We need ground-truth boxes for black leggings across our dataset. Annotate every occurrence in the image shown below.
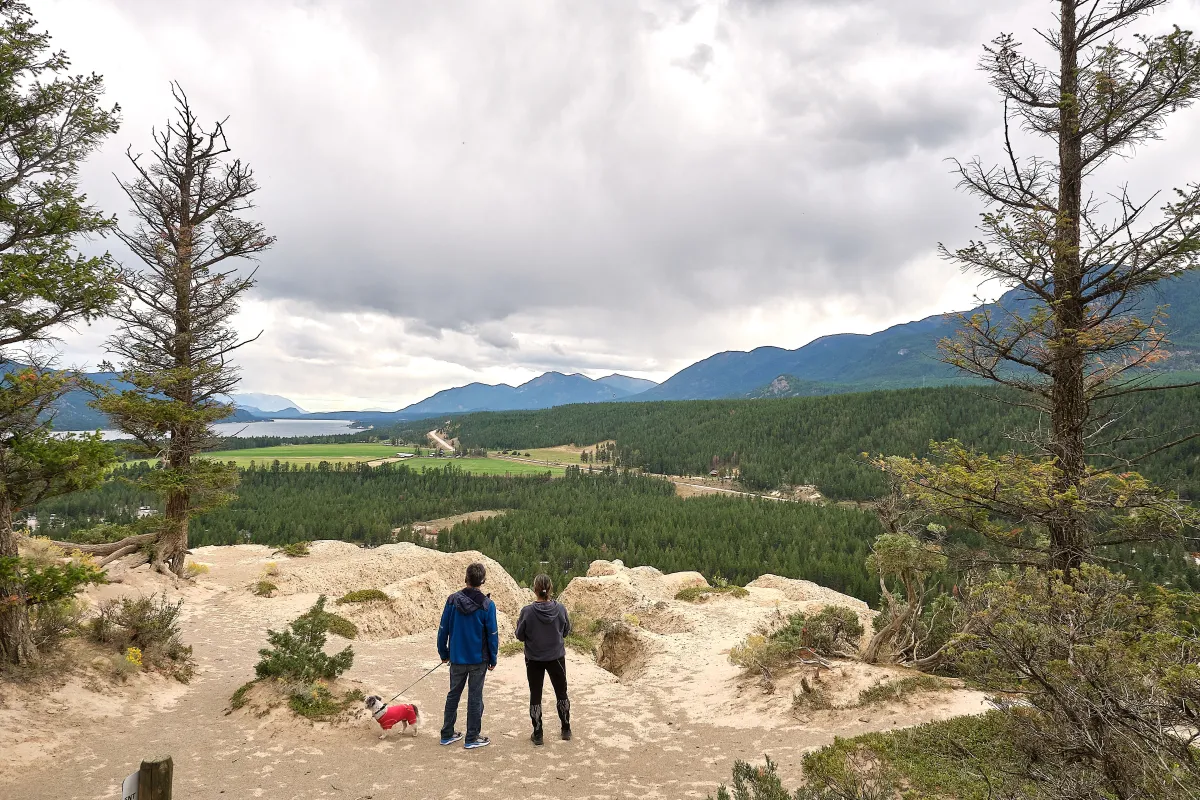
[527,657,568,704]
[526,657,570,728]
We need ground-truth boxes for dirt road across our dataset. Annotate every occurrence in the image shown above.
[426,429,455,453]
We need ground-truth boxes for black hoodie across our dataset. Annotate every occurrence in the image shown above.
[515,600,571,662]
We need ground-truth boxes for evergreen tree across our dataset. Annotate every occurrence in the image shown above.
[896,0,1200,571]
[0,1,120,666]
[96,84,274,576]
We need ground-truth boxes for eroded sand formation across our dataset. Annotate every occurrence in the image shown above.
[1,542,988,800]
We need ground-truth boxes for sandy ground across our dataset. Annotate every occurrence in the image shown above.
[0,544,988,800]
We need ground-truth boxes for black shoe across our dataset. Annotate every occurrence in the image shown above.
[561,727,572,741]
[531,730,544,746]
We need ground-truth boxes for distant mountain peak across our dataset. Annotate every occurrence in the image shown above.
[228,392,307,414]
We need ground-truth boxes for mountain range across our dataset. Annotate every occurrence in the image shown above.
[44,270,1200,429]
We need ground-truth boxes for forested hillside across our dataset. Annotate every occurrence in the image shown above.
[32,463,887,602]
[446,385,1200,500]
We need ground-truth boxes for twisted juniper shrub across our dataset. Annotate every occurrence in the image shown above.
[731,607,864,672]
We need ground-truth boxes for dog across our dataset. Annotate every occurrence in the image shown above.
[364,695,421,739]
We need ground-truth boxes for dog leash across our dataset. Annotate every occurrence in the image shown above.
[387,662,445,705]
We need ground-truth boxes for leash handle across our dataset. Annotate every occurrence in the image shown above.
[387,661,444,704]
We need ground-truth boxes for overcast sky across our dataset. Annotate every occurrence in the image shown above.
[39,0,1200,411]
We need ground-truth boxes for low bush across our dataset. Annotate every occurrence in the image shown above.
[262,562,279,576]
[288,683,344,719]
[227,678,363,721]
[500,640,524,657]
[797,711,1018,800]
[791,675,833,712]
[856,675,946,706]
[30,597,87,651]
[324,613,357,639]
[336,589,389,605]
[229,680,256,710]
[274,541,311,558]
[253,580,277,597]
[184,561,210,578]
[562,614,613,655]
[88,594,195,682]
[1,542,105,661]
[676,585,750,602]
[731,607,863,673]
[255,596,354,684]
[711,752,901,800]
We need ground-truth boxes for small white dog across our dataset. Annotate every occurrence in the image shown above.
[364,695,421,739]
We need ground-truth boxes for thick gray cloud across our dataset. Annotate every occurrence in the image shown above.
[39,0,1200,409]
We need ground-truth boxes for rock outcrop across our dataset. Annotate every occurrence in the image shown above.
[559,559,705,634]
[274,541,532,640]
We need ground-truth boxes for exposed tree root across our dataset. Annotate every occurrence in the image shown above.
[46,532,158,557]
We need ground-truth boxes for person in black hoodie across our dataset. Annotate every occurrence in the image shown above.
[515,574,571,745]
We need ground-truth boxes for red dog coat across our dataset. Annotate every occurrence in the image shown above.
[374,704,418,730]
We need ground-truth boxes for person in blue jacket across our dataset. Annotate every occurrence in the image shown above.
[437,562,499,749]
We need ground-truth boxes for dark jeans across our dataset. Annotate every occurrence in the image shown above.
[526,657,570,731]
[441,662,487,742]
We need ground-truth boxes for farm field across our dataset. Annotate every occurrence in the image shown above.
[201,442,413,465]
[190,443,564,475]
[495,443,613,464]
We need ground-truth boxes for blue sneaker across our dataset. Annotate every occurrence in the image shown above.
[440,732,463,746]
[464,736,491,750]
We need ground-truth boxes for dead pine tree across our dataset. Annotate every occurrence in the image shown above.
[95,83,274,577]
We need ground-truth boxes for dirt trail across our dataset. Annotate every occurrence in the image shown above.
[2,545,987,800]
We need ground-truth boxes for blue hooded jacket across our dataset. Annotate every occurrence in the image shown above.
[437,588,499,667]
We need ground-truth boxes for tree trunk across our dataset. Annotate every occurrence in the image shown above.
[863,602,909,664]
[1048,0,1088,574]
[0,495,37,666]
[154,491,189,576]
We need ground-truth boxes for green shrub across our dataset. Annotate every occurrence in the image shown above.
[711,751,903,800]
[323,612,358,639]
[710,757,796,800]
[255,596,354,683]
[0,549,106,654]
[30,597,87,652]
[253,580,277,597]
[799,712,1017,800]
[855,675,946,706]
[288,683,350,719]
[676,585,750,602]
[500,640,524,657]
[274,541,311,558]
[791,675,833,711]
[336,589,389,605]
[561,613,608,655]
[88,594,195,682]
[731,607,863,672]
[229,680,256,710]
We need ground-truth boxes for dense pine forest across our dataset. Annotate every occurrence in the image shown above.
[30,463,888,601]
[443,385,1200,500]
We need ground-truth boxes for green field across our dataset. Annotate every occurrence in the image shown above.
[201,442,412,465]
[507,447,587,464]
[193,442,563,475]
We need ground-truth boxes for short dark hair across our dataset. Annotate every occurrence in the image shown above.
[466,562,486,587]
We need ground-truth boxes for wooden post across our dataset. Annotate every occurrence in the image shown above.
[138,755,173,800]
